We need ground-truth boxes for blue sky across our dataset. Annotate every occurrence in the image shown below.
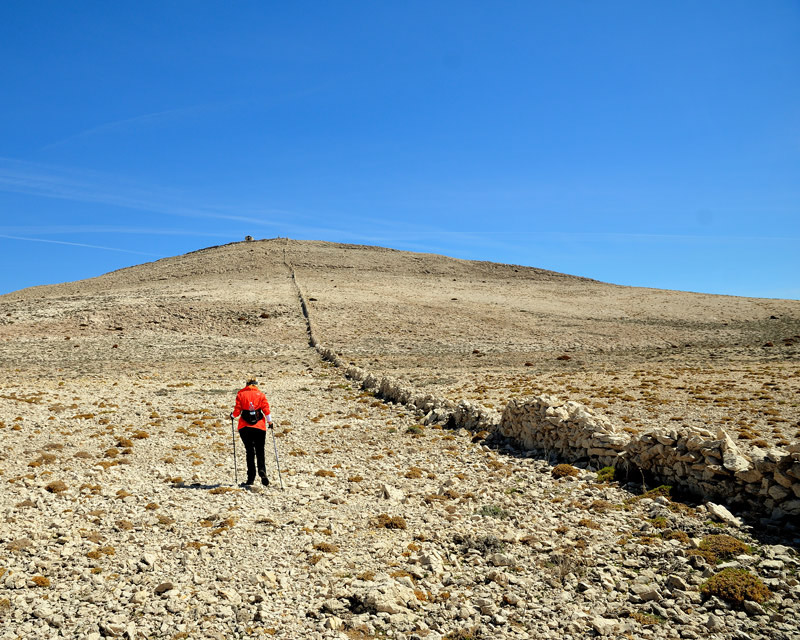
[1,1,798,298]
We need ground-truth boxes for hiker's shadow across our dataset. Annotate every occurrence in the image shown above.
[172,483,230,491]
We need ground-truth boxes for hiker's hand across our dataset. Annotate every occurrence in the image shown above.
[230,413,235,420]
[268,422,274,429]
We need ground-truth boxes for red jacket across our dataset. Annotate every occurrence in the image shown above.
[233,385,271,431]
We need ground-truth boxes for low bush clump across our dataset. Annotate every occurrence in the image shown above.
[477,504,510,519]
[552,464,579,479]
[314,469,335,478]
[45,480,67,493]
[696,534,751,563]
[596,466,616,483]
[700,568,770,606]
[374,514,407,530]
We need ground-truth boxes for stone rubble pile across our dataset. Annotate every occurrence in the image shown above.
[500,396,800,522]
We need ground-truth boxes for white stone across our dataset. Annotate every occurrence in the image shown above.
[706,502,741,527]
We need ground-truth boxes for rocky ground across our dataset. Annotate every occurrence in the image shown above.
[1,238,799,639]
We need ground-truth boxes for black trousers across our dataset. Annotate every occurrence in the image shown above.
[238,426,267,483]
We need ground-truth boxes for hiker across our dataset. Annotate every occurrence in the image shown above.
[231,379,273,487]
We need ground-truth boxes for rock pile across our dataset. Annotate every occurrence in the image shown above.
[500,396,800,523]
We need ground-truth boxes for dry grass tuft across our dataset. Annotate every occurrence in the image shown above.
[373,514,407,530]
[315,469,335,477]
[551,463,579,479]
[45,480,68,493]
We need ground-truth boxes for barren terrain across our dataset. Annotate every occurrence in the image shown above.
[1,238,798,640]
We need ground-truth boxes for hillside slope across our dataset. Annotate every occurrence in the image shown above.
[0,238,798,639]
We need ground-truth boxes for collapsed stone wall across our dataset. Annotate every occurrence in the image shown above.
[500,396,800,521]
[286,254,799,522]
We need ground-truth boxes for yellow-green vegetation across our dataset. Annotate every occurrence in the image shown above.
[689,534,751,565]
[476,504,510,519]
[596,466,616,483]
[700,568,771,606]
[663,530,690,544]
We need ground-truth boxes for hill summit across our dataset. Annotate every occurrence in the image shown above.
[0,238,798,639]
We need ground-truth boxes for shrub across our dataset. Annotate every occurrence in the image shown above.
[578,518,601,530]
[552,464,579,479]
[31,575,50,587]
[663,530,690,544]
[45,480,67,493]
[477,504,510,519]
[314,469,335,478]
[313,542,339,553]
[699,534,750,562]
[596,466,616,483]
[700,569,770,605]
[590,499,614,513]
[405,467,424,479]
[374,514,407,530]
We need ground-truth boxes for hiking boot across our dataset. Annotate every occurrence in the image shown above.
[260,477,270,487]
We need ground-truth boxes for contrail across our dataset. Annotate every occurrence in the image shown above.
[0,234,159,256]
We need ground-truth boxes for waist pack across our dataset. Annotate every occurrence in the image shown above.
[241,409,263,425]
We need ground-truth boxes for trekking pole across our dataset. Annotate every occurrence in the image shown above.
[230,415,239,485]
[270,425,284,490]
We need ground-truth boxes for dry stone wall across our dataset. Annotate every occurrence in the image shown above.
[286,255,799,522]
[500,396,800,521]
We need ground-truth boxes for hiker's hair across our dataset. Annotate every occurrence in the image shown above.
[246,379,257,386]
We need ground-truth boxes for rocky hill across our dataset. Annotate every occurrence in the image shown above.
[0,238,798,639]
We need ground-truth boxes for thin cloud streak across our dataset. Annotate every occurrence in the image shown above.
[42,104,220,150]
[0,158,294,226]
[0,224,241,239]
[0,234,160,256]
